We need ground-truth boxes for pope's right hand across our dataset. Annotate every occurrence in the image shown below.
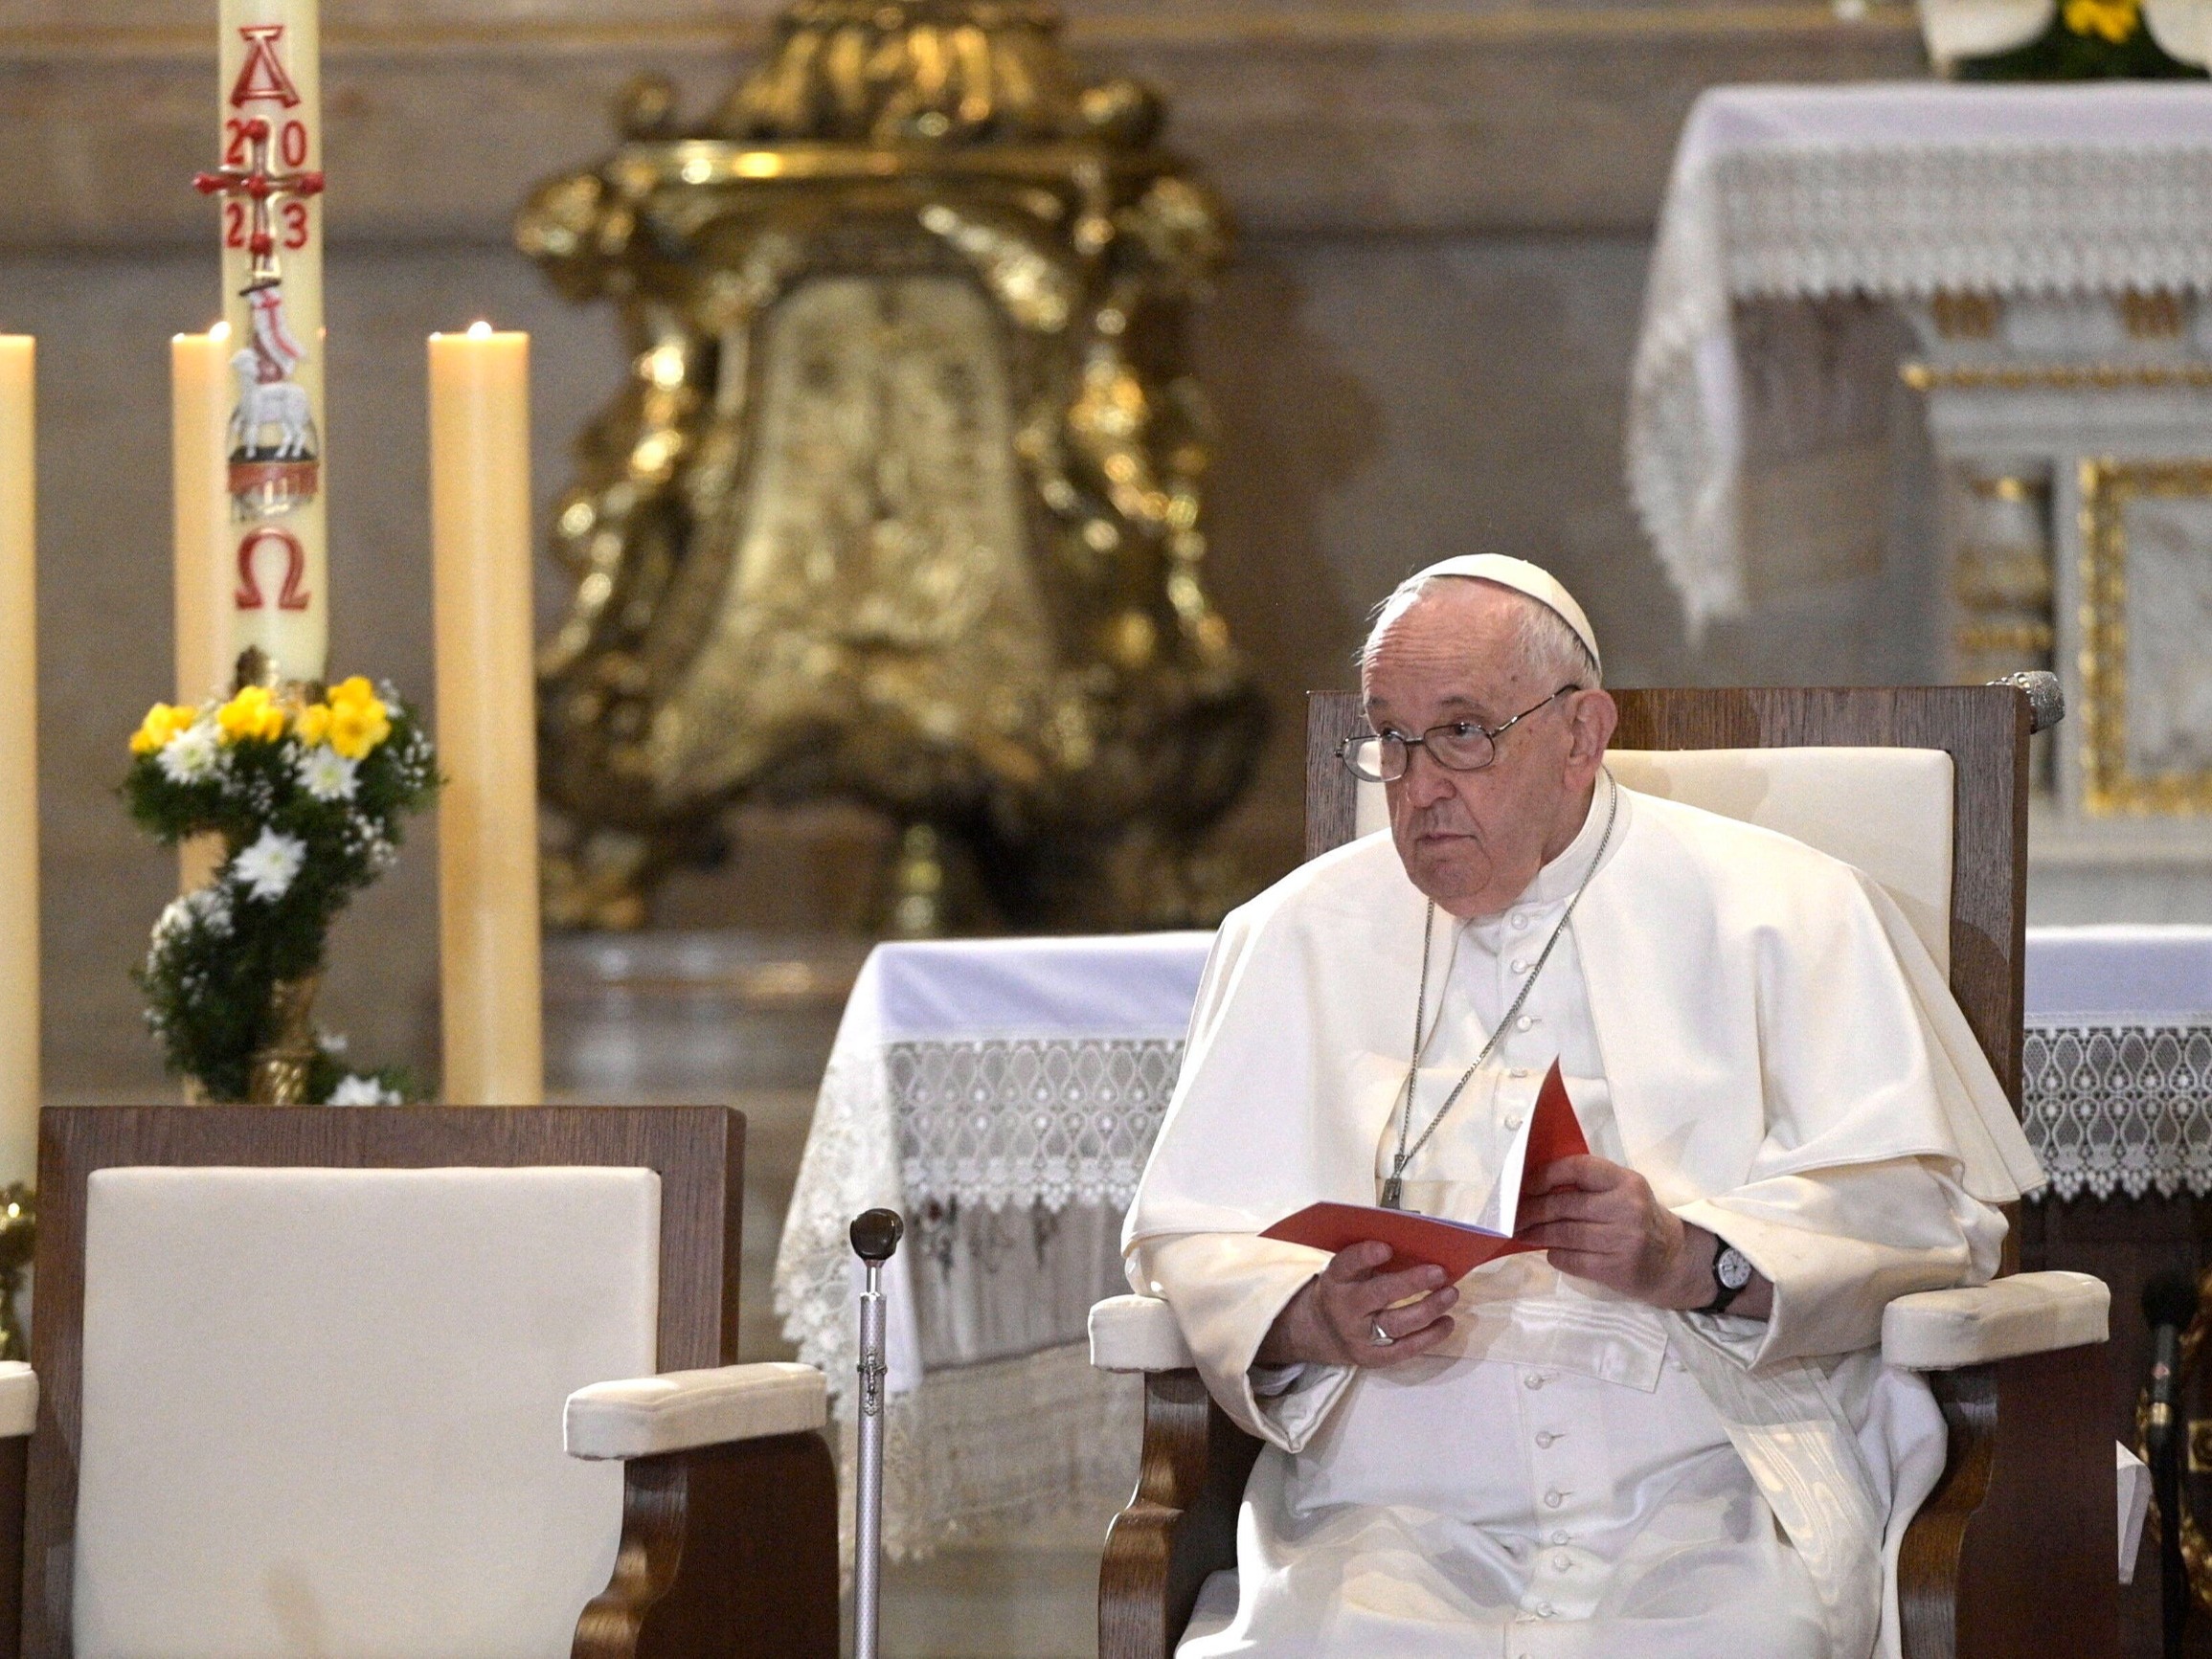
[1255,1241,1458,1368]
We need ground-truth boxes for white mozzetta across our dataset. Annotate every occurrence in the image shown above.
[565,1362,826,1460]
[1630,82,2212,625]
[73,1166,661,1659]
[0,1361,36,1438]
[1881,1269,2110,1370]
[1089,1293,1192,1374]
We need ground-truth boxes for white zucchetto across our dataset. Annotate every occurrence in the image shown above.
[1392,554,1602,680]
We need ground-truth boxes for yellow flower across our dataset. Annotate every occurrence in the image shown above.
[214,684,286,746]
[327,692,392,760]
[2064,0,2139,41]
[128,703,196,756]
[295,703,332,748]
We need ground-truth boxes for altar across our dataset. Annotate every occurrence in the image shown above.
[774,924,2212,1563]
[1630,84,2212,915]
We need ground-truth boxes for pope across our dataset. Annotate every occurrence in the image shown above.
[1121,555,2043,1659]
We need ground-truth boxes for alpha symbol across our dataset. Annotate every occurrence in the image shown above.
[228,26,303,110]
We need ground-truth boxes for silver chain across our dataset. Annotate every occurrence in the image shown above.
[1380,773,1619,1210]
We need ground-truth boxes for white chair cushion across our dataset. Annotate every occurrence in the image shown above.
[1362,747,1955,971]
[1881,1270,2110,1370]
[73,1165,662,1659]
[0,1359,35,1438]
[566,1362,825,1459]
[1089,1292,1193,1373]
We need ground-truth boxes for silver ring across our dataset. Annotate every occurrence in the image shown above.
[1370,1322,1395,1347]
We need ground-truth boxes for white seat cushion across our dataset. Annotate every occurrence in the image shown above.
[1881,1269,2110,1370]
[565,1362,826,1459]
[1359,746,1954,971]
[73,1165,662,1659]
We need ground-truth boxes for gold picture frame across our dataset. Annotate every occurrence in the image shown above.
[2079,458,2212,815]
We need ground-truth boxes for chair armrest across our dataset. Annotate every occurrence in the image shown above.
[565,1362,825,1461]
[1882,1270,2110,1371]
[1092,1294,1195,1374]
[0,1362,34,1439]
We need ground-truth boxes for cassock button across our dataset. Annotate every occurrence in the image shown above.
[1538,1602,1557,1618]
[1553,1555,1572,1572]
[1504,1114,1524,1131]
[1549,1531,1569,1546]
[1510,958,1530,975]
[1510,1067,1530,1079]
[1523,1373,1545,1391]
[1514,1016,1533,1032]
[1534,1431,1557,1447]
[1544,1490,1564,1509]
[1511,914,1529,930]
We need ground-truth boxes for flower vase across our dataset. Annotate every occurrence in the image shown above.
[246,974,322,1105]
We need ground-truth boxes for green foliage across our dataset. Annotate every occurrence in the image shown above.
[124,684,439,1103]
[1957,1,2207,78]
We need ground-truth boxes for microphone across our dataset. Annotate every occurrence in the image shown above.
[2145,1269,2198,1659]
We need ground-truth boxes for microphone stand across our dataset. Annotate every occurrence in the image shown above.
[849,1208,904,1659]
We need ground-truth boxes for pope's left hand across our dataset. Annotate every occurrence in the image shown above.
[1517,1154,1715,1312]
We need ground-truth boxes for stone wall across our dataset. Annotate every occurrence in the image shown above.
[0,0,1933,1093]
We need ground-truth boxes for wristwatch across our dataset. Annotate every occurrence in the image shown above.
[1701,1243,1755,1315]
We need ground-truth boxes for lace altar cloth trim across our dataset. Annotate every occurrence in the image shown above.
[776,1034,1177,1557]
[2023,1021,2212,1201]
[892,1037,1183,1213]
[1629,127,2212,627]
[829,1343,1142,1562]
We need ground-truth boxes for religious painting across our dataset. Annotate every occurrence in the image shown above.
[2080,459,2212,811]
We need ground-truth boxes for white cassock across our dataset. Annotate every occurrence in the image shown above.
[1121,774,2045,1659]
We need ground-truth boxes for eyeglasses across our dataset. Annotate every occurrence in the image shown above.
[1337,685,1581,784]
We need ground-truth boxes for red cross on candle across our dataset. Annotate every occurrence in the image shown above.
[193,118,324,287]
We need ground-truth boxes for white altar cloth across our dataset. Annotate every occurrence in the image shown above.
[774,923,2201,1554]
[2023,924,2212,1199]
[1630,82,2212,626]
[772,933,1210,1557]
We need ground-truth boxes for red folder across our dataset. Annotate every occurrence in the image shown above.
[1259,1060,1588,1279]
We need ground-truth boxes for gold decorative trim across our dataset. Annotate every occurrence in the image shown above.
[1930,290,2000,340]
[1904,361,2212,392]
[2079,459,2212,816]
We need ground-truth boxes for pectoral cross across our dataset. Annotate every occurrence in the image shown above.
[194,118,324,287]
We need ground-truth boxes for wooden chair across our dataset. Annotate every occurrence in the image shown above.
[1093,684,2116,1659]
[0,1105,838,1659]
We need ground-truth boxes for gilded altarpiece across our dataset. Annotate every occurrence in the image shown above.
[519,2,1263,932]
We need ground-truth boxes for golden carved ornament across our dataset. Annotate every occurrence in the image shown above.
[517,0,1263,932]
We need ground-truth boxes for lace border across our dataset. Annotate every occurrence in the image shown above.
[2023,1020,2212,1201]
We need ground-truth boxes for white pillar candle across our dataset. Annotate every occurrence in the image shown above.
[171,325,235,705]
[209,0,327,684]
[429,325,541,1106]
[171,325,233,893]
[0,340,40,1183]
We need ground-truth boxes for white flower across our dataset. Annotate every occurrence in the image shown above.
[156,723,220,784]
[184,884,232,937]
[327,1074,400,1106]
[296,746,358,802]
[233,827,306,903]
